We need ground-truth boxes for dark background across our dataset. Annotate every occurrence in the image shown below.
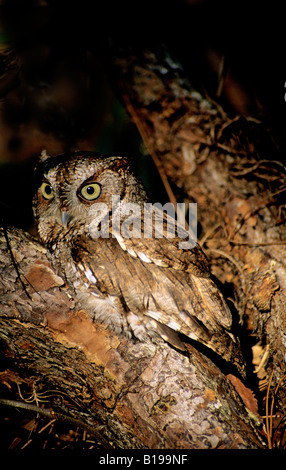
[0,0,285,226]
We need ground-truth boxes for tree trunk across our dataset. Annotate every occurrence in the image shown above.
[1,41,285,449]
[0,226,263,449]
[109,43,286,447]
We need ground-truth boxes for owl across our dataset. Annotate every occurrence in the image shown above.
[32,150,244,374]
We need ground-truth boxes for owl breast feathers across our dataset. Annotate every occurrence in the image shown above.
[33,150,244,373]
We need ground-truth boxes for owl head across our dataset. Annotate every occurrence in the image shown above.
[32,150,149,242]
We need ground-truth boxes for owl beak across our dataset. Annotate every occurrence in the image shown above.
[61,211,73,227]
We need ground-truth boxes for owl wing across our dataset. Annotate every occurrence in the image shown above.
[111,231,234,335]
[75,208,244,372]
[111,205,211,278]
[109,206,233,329]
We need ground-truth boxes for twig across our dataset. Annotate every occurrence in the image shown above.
[226,186,286,242]
[230,241,286,246]
[254,345,270,374]
[120,88,177,207]
[265,369,274,449]
[270,373,286,448]
[0,398,112,448]
[199,223,222,247]
[207,248,246,293]
[1,222,32,300]
[38,418,56,434]
[230,159,286,177]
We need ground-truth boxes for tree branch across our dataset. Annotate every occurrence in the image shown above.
[109,43,286,395]
[0,227,263,448]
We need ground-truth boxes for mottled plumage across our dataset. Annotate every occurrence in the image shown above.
[32,151,244,372]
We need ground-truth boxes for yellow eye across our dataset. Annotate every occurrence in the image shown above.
[79,182,101,201]
[40,181,54,200]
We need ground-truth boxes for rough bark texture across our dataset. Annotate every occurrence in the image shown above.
[109,44,286,446]
[1,42,285,449]
[0,227,264,448]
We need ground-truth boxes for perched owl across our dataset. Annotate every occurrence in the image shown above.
[32,150,244,374]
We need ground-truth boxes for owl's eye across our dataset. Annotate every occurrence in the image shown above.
[79,182,101,201]
[40,181,54,200]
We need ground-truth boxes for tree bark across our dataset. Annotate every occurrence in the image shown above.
[0,226,263,449]
[1,42,285,449]
[108,43,286,447]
